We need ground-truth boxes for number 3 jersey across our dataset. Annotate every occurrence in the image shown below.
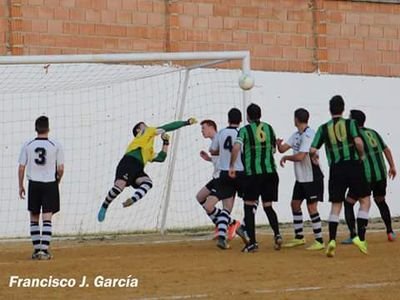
[18,137,64,182]
[210,127,244,172]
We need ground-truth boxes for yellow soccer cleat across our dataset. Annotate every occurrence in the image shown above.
[326,240,336,257]
[306,240,325,251]
[282,238,306,248]
[352,236,368,255]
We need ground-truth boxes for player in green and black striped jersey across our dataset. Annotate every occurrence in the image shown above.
[229,103,282,252]
[343,110,397,243]
[310,95,371,257]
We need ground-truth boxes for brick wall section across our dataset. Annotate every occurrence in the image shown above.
[321,0,400,76]
[0,0,8,54]
[168,0,316,72]
[20,0,166,55]
[1,0,400,77]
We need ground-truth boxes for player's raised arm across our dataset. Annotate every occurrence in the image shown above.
[152,133,170,163]
[156,117,197,135]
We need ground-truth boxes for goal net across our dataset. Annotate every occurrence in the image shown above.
[0,51,251,238]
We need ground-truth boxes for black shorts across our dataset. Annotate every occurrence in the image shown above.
[115,155,147,187]
[292,179,324,203]
[329,161,370,202]
[205,178,218,193]
[242,172,279,202]
[348,179,387,199]
[28,181,60,214]
[211,171,244,200]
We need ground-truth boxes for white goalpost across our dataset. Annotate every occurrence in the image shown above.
[0,51,252,238]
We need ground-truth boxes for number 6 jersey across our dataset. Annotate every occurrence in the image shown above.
[18,137,64,182]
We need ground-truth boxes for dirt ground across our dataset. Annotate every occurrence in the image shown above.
[0,229,399,300]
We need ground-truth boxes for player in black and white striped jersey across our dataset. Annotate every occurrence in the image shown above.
[277,108,324,251]
[196,120,222,230]
[209,108,244,250]
[18,116,64,260]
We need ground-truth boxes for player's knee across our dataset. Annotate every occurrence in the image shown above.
[291,201,301,212]
[307,203,318,215]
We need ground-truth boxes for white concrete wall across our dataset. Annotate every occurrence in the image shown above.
[0,64,398,238]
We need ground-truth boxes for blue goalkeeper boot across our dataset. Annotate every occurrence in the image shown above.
[97,206,107,222]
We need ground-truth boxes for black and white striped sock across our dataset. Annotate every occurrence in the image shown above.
[216,209,231,240]
[41,220,52,252]
[310,212,323,243]
[30,221,41,252]
[206,207,221,225]
[293,211,304,239]
[102,185,123,209]
[130,180,153,203]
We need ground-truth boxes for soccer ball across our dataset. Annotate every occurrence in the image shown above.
[238,74,255,90]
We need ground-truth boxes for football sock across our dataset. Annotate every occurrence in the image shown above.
[376,200,393,233]
[244,204,256,244]
[344,201,357,238]
[30,221,41,251]
[328,214,339,241]
[41,220,52,252]
[293,211,304,239]
[357,210,369,242]
[264,206,280,237]
[216,209,231,240]
[310,212,323,243]
[102,185,122,209]
[130,180,153,203]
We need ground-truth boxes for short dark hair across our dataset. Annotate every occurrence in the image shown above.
[247,103,261,122]
[329,95,345,115]
[294,108,309,123]
[200,119,217,131]
[35,116,49,134]
[350,109,366,127]
[228,108,242,125]
[132,122,145,137]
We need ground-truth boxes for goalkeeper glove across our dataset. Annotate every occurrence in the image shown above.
[186,117,197,125]
[161,133,170,145]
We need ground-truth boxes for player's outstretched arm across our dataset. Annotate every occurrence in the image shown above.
[157,118,197,134]
[280,152,307,167]
[152,133,170,163]
[276,138,291,153]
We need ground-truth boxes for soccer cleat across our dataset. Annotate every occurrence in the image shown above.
[31,250,41,260]
[97,206,107,222]
[282,238,306,248]
[352,236,368,255]
[388,231,396,242]
[326,240,336,258]
[227,220,241,241]
[306,240,325,251]
[341,237,353,245]
[241,243,258,253]
[216,237,231,250]
[122,198,135,208]
[213,226,218,240]
[236,224,250,245]
[274,235,283,251]
[39,250,52,260]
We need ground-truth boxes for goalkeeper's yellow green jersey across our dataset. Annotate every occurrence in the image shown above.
[125,127,157,165]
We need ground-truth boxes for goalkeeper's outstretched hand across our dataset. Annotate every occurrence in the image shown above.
[161,133,170,145]
[186,117,197,125]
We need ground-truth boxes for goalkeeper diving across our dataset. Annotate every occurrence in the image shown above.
[98,118,197,222]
